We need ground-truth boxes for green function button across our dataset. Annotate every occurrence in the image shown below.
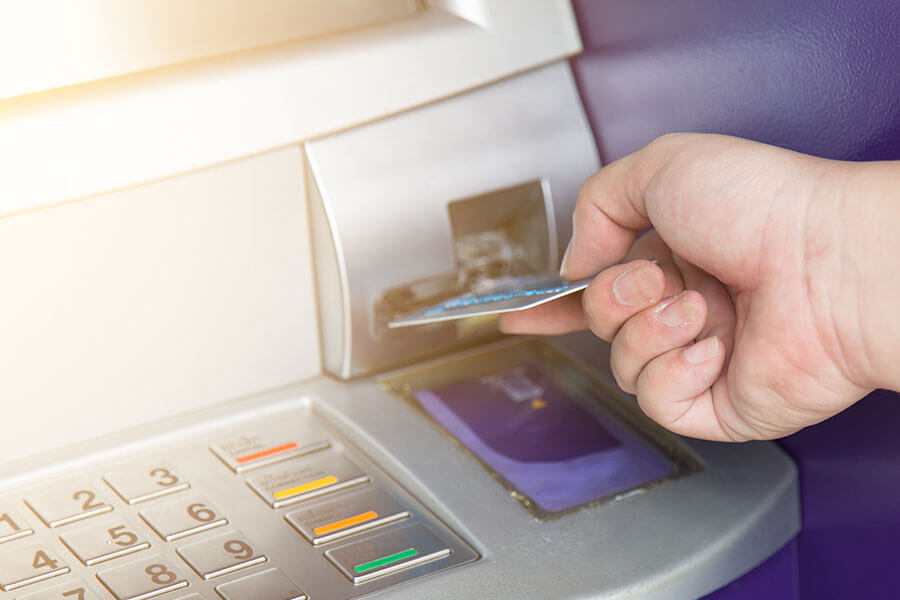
[325,524,451,584]
[354,548,419,574]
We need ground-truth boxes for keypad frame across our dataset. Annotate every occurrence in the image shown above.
[0,399,477,599]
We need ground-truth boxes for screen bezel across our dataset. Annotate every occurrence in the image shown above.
[378,338,704,520]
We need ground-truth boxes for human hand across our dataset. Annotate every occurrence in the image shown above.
[500,133,900,441]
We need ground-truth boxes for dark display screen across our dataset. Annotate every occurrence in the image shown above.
[414,359,674,514]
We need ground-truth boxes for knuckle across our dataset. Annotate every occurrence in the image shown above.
[609,345,636,394]
[581,285,613,340]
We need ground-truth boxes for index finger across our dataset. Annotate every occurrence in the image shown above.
[560,134,685,280]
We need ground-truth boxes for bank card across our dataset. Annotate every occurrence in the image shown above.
[387,274,591,328]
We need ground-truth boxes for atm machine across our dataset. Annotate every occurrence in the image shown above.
[0,2,798,599]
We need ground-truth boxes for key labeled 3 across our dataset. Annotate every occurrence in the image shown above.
[103,461,190,504]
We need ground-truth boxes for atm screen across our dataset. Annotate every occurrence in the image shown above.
[382,340,703,518]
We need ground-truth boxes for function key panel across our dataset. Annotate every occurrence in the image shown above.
[0,407,477,599]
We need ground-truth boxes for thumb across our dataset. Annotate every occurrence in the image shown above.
[560,135,685,280]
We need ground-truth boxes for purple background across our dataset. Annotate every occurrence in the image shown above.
[569,1,900,597]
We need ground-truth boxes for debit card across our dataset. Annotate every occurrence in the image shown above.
[388,275,591,328]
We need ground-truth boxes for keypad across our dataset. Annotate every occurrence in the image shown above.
[0,414,475,599]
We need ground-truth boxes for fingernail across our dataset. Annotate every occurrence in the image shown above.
[559,240,574,278]
[658,292,697,328]
[612,262,660,306]
[683,336,720,364]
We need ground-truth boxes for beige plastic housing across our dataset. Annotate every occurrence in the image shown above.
[0,1,585,463]
[0,1,582,216]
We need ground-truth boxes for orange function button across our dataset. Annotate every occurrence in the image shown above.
[247,452,368,509]
[315,510,378,535]
[285,488,410,545]
[210,431,329,473]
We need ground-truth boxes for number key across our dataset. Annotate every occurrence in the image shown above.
[59,520,150,566]
[24,484,112,528]
[176,531,266,580]
[103,462,190,505]
[17,580,101,599]
[215,568,307,600]
[0,506,34,544]
[0,543,69,591]
[96,555,187,600]
[139,495,227,541]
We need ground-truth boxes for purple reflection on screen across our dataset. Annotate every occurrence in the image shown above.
[414,362,672,512]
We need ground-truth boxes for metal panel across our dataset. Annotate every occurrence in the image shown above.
[306,62,600,378]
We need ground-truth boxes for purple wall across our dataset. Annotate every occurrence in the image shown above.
[571,0,900,163]
[569,1,900,598]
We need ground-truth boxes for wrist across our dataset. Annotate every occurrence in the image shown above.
[833,161,900,391]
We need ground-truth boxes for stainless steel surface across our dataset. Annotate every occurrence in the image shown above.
[306,61,600,378]
[214,568,307,600]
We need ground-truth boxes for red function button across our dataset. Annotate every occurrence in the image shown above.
[209,432,329,473]
[236,443,298,464]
